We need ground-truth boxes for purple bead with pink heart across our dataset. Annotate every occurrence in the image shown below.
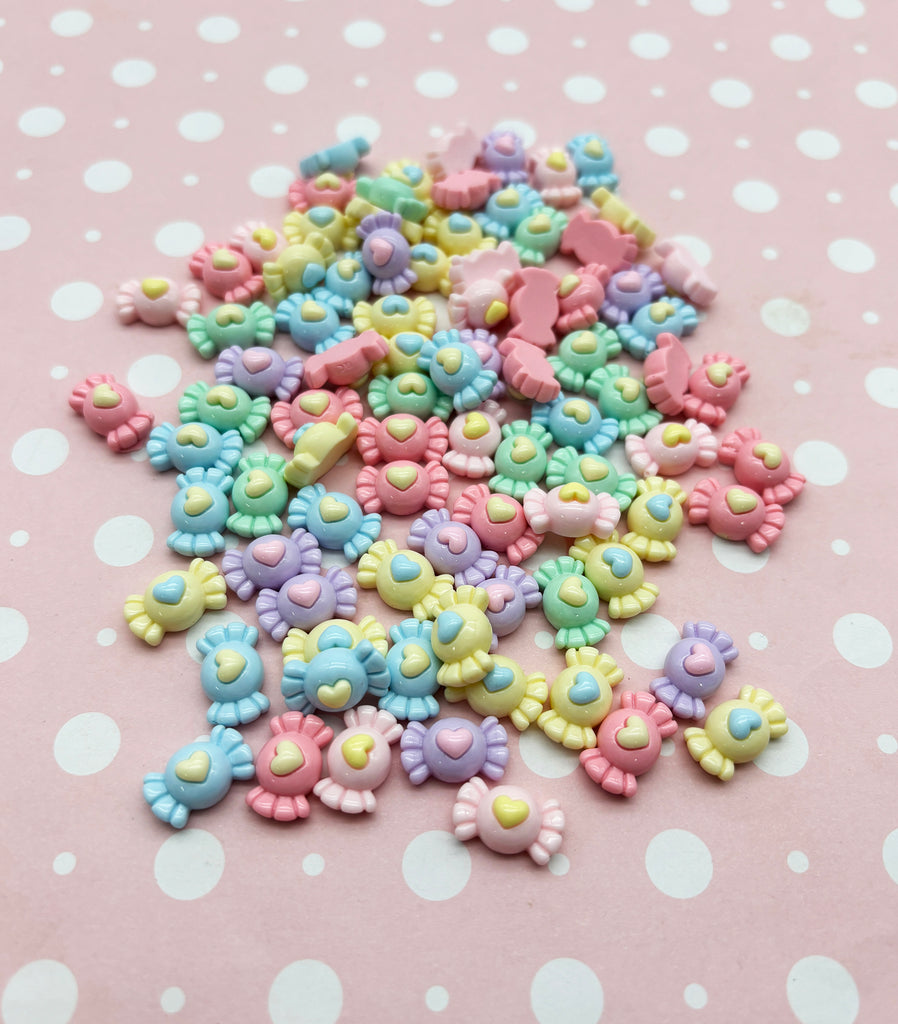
[255,566,357,642]
[222,529,322,601]
[649,621,738,720]
[406,508,499,587]
[400,715,509,785]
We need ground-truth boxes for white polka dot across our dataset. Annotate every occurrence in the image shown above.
[862,311,879,324]
[178,111,224,142]
[519,728,579,778]
[555,0,593,9]
[0,215,31,251]
[646,830,713,898]
[335,115,380,144]
[84,229,101,242]
[878,734,898,754]
[548,853,570,876]
[353,75,369,87]
[890,184,898,207]
[734,137,751,149]
[127,353,182,397]
[786,956,859,1024]
[763,248,779,261]
[155,221,204,258]
[794,379,810,394]
[711,536,770,574]
[833,613,892,668]
[53,852,76,876]
[269,961,342,1024]
[504,80,518,91]
[709,78,752,108]
[771,34,812,60]
[83,160,132,193]
[644,126,689,157]
[619,613,681,669]
[11,428,69,475]
[666,234,712,266]
[827,238,876,273]
[760,297,810,337]
[733,180,779,213]
[53,712,121,776]
[856,79,897,108]
[10,530,29,547]
[415,70,458,98]
[343,20,385,48]
[264,65,309,94]
[684,984,708,1009]
[713,40,728,51]
[534,630,555,650]
[18,106,65,138]
[629,32,671,59]
[425,986,449,1012]
[17,168,32,179]
[864,366,898,408]
[691,0,730,12]
[493,118,536,148]
[161,987,185,1014]
[669,188,684,200]
[272,123,288,135]
[182,173,198,186]
[97,628,117,646]
[138,21,152,31]
[826,0,865,15]
[1,959,78,1024]
[402,830,471,901]
[249,164,295,198]
[202,71,217,83]
[754,720,808,777]
[660,737,675,757]
[748,632,768,650]
[154,829,225,900]
[793,440,848,485]
[487,27,529,54]
[197,16,240,43]
[531,959,603,1024]
[419,0,455,5]
[302,853,324,876]
[52,281,103,322]
[93,515,154,567]
[788,850,810,873]
[883,828,898,885]
[113,117,129,129]
[796,129,841,160]
[111,59,156,87]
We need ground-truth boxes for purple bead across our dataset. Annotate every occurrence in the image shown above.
[256,567,356,642]
[600,265,666,326]
[480,130,528,184]
[400,716,508,785]
[407,508,499,586]
[221,529,322,600]
[649,621,738,719]
[482,565,541,637]
[215,346,303,402]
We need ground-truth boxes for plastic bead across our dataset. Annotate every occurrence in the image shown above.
[222,529,322,601]
[270,386,363,448]
[69,374,154,453]
[512,206,567,266]
[538,646,622,749]
[289,172,355,213]
[489,420,552,499]
[585,364,661,438]
[186,301,276,359]
[569,534,659,619]
[590,186,655,248]
[197,622,269,726]
[445,653,547,732]
[178,383,271,445]
[505,266,559,349]
[230,221,288,271]
[262,237,336,304]
[357,211,417,295]
[717,427,806,506]
[431,168,501,211]
[560,209,637,271]
[442,401,506,478]
[214,346,303,402]
[524,483,621,540]
[189,244,265,305]
[430,586,495,688]
[282,413,359,488]
[620,477,687,562]
[168,466,233,556]
[528,146,582,208]
[548,324,622,393]
[407,508,499,587]
[479,129,528,184]
[275,294,355,354]
[281,615,388,665]
[287,485,381,562]
[226,453,289,538]
[533,556,610,650]
[281,635,389,716]
[284,205,355,252]
[116,277,201,327]
[124,558,227,646]
[531,394,619,455]
[417,330,498,412]
[545,447,638,511]
[246,712,333,821]
[480,565,542,638]
[356,460,450,516]
[567,133,618,194]
[497,337,561,403]
[452,483,543,565]
[312,253,373,317]
[650,621,738,720]
[368,371,454,421]
[147,422,243,475]
[687,479,785,554]
[473,183,542,241]
[625,419,718,478]
[380,619,443,722]
[401,716,509,785]
[299,137,370,178]
[256,566,358,643]
[599,264,665,327]
[356,540,454,619]
[652,238,718,306]
[616,297,698,360]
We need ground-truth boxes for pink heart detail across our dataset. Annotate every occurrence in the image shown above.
[437,525,468,555]
[436,728,473,759]
[254,539,285,567]
[683,643,715,676]
[243,349,272,373]
[369,237,394,267]
[494,133,515,156]
[486,582,515,612]
[287,579,321,608]
[616,270,644,293]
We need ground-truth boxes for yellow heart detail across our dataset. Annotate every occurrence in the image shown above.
[175,750,210,783]
[662,424,692,447]
[580,457,608,482]
[386,418,416,442]
[318,679,353,709]
[299,392,329,415]
[528,214,552,235]
[400,643,430,678]
[753,442,782,470]
[397,374,427,395]
[584,138,605,159]
[435,347,463,374]
[215,304,245,327]
[270,739,304,776]
[558,274,580,298]
[486,496,515,524]
[648,301,676,324]
[614,377,641,403]
[726,488,758,515]
[301,300,327,322]
[184,486,213,516]
[484,300,508,325]
[316,172,341,189]
[337,257,361,279]
[559,482,590,504]
[92,383,121,409]
[342,732,375,769]
[245,469,273,498]
[617,715,650,750]
[212,249,238,271]
[563,400,591,425]
[510,436,537,464]
[215,648,246,683]
[546,149,568,172]
[492,795,530,829]
[570,332,597,355]
[176,424,209,447]
[252,227,277,251]
[141,277,169,299]
[706,362,733,387]
[558,576,588,608]
[387,465,417,491]
[463,412,489,440]
[206,385,237,409]
[495,188,519,209]
[319,496,349,522]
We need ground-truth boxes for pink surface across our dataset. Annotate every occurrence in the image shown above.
[2,2,897,1022]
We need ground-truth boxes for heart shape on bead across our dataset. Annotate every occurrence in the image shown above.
[727,706,763,741]
[397,374,427,396]
[252,227,277,250]
[242,349,272,373]
[212,249,239,271]
[386,417,416,442]
[215,649,246,683]
[559,482,590,504]
[299,392,329,416]
[613,377,641,403]
[253,539,285,567]
[319,497,349,523]
[342,732,375,768]
[436,611,464,645]
[558,274,580,298]
[662,423,692,448]
[570,332,597,355]
[300,300,326,323]
[602,547,633,579]
[753,442,782,470]
[486,582,515,612]
[563,399,591,425]
[437,525,468,555]
[206,385,237,409]
[492,795,529,829]
[92,383,122,409]
[400,644,430,678]
[463,412,489,440]
[215,304,245,327]
[435,347,463,375]
[176,424,209,447]
[486,496,516,524]
[616,715,650,750]
[270,739,304,776]
[645,493,673,522]
[245,469,273,498]
[579,457,607,483]
[141,277,169,299]
[386,465,417,491]
[706,362,733,387]
[485,300,508,326]
[288,579,321,608]
[483,665,515,693]
[317,679,353,709]
[568,671,600,705]
[184,486,213,516]
[175,750,210,783]
[390,554,422,583]
[436,728,473,759]
[369,236,395,267]
[558,576,588,608]
[683,643,716,676]
[510,436,537,464]
[152,574,186,606]
[648,300,675,324]
[725,488,758,515]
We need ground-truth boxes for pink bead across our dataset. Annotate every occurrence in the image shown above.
[302,329,389,388]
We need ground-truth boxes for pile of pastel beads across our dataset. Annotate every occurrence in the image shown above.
[79,125,804,864]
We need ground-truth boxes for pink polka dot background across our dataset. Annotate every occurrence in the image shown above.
[2,2,896,1022]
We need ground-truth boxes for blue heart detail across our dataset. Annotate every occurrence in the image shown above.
[395,332,424,356]
[646,493,673,522]
[568,671,600,706]
[153,575,186,605]
[391,554,422,583]
[727,707,763,741]
[403,165,423,185]
[483,665,514,693]
[448,213,470,233]
[602,547,633,579]
[382,295,410,316]
[436,611,463,645]
[301,263,326,289]
[317,624,354,651]
[309,206,335,227]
